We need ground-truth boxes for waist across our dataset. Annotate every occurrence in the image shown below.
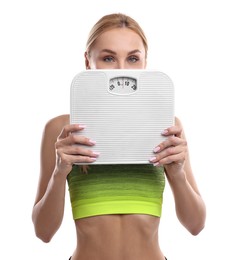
[73,214,164,260]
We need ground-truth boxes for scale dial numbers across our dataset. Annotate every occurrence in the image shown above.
[109,77,137,95]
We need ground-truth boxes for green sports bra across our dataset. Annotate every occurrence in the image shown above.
[67,164,165,220]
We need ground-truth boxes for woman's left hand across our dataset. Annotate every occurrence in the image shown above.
[149,118,188,176]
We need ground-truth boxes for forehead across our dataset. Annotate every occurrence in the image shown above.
[91,28,145,52]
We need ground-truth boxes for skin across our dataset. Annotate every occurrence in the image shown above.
[32,28,206,260]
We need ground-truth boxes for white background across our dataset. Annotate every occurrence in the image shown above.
[0,0,234,259]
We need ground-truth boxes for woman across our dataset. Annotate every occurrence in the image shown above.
[32,13,206,260]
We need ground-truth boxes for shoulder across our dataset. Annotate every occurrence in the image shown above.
[43,114,70,140]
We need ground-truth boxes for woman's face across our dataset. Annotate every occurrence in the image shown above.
[85,28,147,69]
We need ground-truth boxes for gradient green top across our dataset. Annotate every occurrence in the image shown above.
[67,164,165,220]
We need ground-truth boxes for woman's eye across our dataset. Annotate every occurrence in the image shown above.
[128,56,139,63]
[103,56,115,62]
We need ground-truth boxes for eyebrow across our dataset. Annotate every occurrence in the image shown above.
[100,49,142,55]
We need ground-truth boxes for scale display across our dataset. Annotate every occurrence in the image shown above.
[109,77,137,94]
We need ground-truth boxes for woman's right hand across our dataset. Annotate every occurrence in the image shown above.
[55,124,99,175]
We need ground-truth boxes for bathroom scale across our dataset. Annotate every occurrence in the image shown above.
[70,69,174,165]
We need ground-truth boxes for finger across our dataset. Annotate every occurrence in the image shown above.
[69,134,97,146]
[57,134,96,148]
[154,136,184,153]
[73,155,98,164]
[150,145,182,164]
[161,125,182,138]
[156,152,185,166]
[64,145,100,158]
[58,124,86,139]
[60,153,98,165]
[57,145,100,166]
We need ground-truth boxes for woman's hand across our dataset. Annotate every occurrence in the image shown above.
[55,124,99,174]
[149,119,188,177]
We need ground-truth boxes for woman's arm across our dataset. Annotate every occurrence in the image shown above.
[32,115,99,242]
[150,117,206,235]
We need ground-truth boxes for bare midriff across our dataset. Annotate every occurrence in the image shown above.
[71,214,165,260]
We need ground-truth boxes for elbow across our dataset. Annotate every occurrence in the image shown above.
[32,217,54,243]
[35,229,53,243]
[181,211,206,236]
[189,222,205,236]
[32,210,55,243]
[186,200,207,236]
[187,213,206,236]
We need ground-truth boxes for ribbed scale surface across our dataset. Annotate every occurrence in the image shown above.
[70,70,174,164]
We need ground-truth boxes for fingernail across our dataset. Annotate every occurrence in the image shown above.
[153,146,160,153]
[161,129,168,135]
[79,124,86,129]
[153,162,160,167]
[149,157,156,162]
[90,157,97,162]
[89,139,97,145]
[92,152,100,157]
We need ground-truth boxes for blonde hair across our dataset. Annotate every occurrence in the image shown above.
[86,13,148,58]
